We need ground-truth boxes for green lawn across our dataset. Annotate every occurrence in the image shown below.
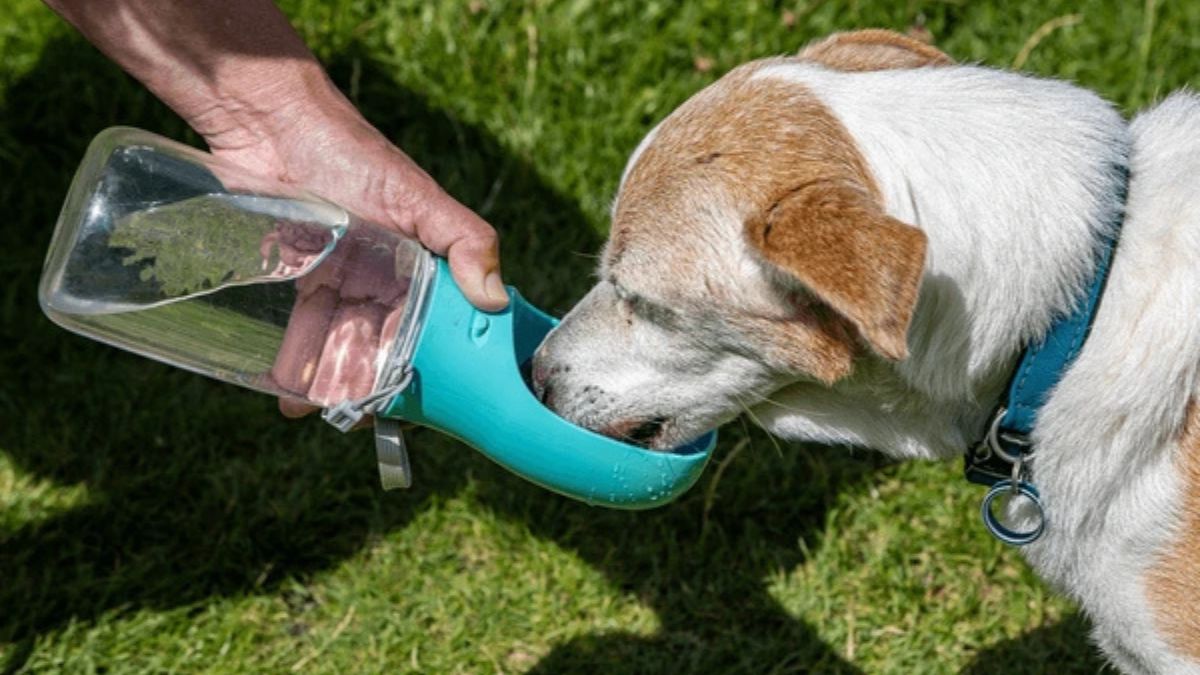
[2,0,1197,672]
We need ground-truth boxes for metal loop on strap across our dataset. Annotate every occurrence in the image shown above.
[985,407,1035,465]
[981,479,1046,546]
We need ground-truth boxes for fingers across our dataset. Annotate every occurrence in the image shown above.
[410,188,509,312]
[320,134,508,311]
[277,397,371,431]
[272,285,338,394]
[308,303,385,405]
[279,396,318,418]
[447,226,508,312]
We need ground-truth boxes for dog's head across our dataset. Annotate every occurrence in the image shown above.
[532,32,945,448]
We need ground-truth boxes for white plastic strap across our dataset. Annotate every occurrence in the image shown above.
[374,417,412,490]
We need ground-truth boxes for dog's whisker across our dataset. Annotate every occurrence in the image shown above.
[752,394,806,413]
[733,393,786,459]
[751,392,842,420]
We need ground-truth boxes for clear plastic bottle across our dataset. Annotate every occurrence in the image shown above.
[39,127,433,411]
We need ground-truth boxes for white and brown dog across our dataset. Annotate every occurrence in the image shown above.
[531,30,1200,673]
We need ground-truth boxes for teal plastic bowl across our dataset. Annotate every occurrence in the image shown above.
[381,260,716,509]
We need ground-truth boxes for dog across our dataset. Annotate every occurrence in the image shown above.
[530,29,1200,673]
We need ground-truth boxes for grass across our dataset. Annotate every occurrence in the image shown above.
[2,0,1199,672]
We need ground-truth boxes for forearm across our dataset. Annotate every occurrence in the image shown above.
[43,0,342,149]
[46,0,508,310]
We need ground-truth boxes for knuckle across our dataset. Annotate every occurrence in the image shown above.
[378,170,433,231]
[465,227,499,251]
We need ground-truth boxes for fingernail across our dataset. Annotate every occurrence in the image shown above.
[485,271,507,304]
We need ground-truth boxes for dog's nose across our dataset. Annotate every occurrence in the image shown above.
[538,382,556,408]
[530,360,567,408]
[531,361,551,394]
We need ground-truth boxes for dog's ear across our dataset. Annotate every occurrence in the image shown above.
[746,181,927,361]
[799,29,953,71]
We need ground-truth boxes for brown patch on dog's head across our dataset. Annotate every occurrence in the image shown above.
[798,29,953,72]
[608,61,926,382]
[1147,401,1200,660]
[746,181,927,361]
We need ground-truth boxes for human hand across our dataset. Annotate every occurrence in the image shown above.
[200,72,508,419]
[204,72,507,314]
[201,73,509,418]
[44,0,503,420]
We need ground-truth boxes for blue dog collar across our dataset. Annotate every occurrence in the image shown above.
[966,164,1130,543]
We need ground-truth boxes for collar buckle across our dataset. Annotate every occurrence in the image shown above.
[965,407,1032,487]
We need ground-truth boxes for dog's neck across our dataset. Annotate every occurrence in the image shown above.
[752,64,1131,460]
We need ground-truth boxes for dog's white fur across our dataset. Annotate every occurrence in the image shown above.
[533,42,1200,672]
[755,66,1200,675]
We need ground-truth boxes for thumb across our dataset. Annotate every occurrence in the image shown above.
[412,188,508,311]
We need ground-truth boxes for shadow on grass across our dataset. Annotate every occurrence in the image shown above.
[474,428,887,675]
[0,34,1101,675]
[962,613,1109,674]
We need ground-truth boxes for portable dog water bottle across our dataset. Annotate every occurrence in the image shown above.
[38,127,716,508]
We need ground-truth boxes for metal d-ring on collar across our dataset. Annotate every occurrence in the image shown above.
[981,479,1046,546]
[971,406,1045,546]
[964,163,1130,547]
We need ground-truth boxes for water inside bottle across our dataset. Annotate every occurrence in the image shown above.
[41,192,417,406]
[48,193,348,316]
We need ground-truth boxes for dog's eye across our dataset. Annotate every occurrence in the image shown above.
[611,285,648,326]
[611,281,636,305]
[611,280,677,326]
[614,287,644,312]
[626,294,680,328]
[617,293,639,323]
